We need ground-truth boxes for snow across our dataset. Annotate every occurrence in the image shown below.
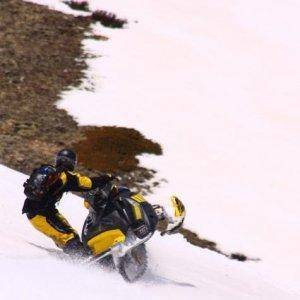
[0,164,296,299]
[6,0,300,298]
[24,0,90,16]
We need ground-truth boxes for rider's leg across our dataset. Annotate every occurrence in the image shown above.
[27,210,83,254]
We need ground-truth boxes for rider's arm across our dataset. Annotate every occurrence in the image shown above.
[62,172,114,192]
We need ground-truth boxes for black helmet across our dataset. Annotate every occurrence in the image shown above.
[24,165,59,198]
[55,149,77,171]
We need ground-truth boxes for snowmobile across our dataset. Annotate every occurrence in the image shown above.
[80,183,186,282]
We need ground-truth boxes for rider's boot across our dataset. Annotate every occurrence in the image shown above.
[63,237,88,258]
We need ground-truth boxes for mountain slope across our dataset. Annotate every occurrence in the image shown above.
[3,0,300,298]
[0,164,295,299]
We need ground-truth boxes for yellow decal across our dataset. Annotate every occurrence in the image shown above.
[131,193,146,203]
[59,172,67,185]
[87,229,125,255]
[30,215,76,247]
[133,203,142,220]
[76,174,92,189]
[171,196,185,217]
[78,175,92,188]
[83,200,90,209]
[68,172,92,189]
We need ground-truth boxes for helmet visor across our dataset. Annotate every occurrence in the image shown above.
[56,156,76,171]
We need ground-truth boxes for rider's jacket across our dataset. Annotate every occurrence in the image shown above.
[22,166,112,217]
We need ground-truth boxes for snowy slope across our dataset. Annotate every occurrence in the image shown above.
[0,164,296,299]
[14,0,300,297]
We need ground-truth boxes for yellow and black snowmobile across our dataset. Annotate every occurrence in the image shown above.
[81,182,186,282]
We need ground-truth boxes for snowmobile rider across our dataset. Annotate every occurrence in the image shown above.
[81,184,186,257]
[22,149,115,255]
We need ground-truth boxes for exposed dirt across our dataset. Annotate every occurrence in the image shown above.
[0,0,87,171]
[157,218,256,261]
[73,126,162,173]
[90,10,128,28]
[64,0,128,28]
[63,0,89,12]
[0,0,161,193]
[179,228,259,261]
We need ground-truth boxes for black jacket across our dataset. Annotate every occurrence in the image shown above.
[22,168,113,217]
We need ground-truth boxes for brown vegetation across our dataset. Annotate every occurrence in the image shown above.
[0,0,89,172]
[179,228,259,261]
[91,10,128,28]
[63,1,89,12]
[73,126,162,173]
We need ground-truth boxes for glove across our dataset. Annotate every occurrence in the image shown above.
[92,173,116,188]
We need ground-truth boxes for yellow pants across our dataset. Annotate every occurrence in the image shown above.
[29,212,78,248]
